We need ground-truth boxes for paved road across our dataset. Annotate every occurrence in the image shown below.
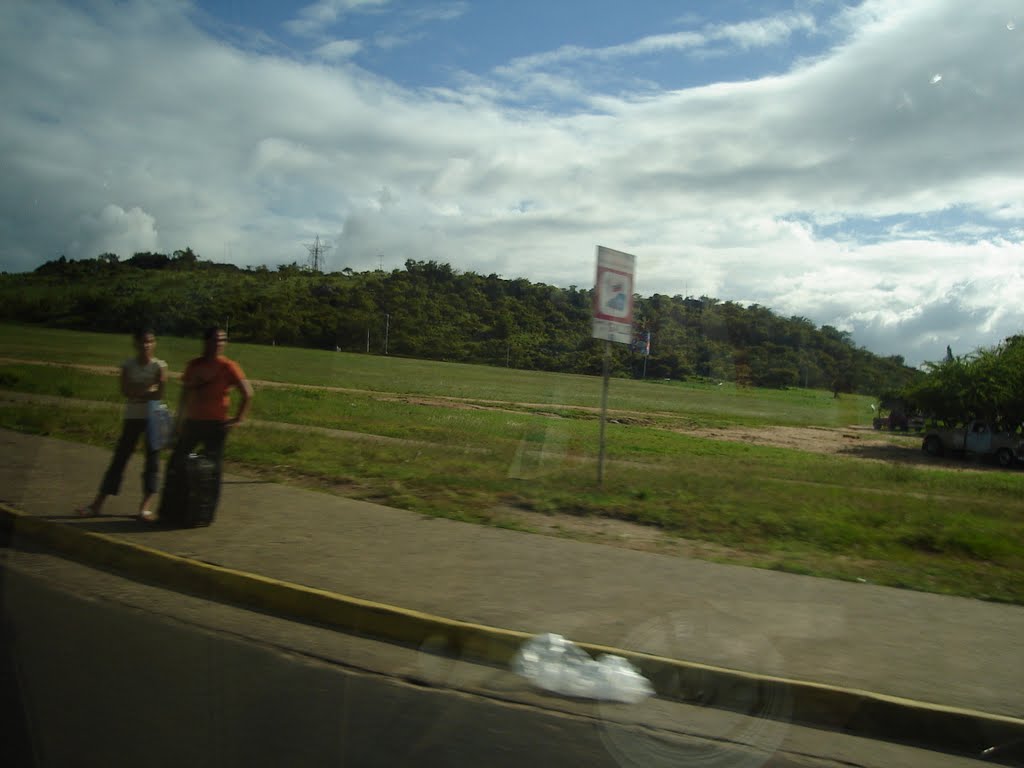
[2,546,998,768]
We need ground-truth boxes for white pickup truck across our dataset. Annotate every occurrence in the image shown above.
[921,420,1024,468]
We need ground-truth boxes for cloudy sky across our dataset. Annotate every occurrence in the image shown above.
[2,0,1022,365]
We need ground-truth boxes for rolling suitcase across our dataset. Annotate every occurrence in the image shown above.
[159,452,219,527]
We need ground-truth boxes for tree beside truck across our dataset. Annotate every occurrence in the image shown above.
[898,336,1024,469]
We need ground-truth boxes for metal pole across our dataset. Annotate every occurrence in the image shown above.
[384,313,390,355]
[598,340,611,487]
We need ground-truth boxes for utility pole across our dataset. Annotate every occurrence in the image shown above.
[304,234,332,273]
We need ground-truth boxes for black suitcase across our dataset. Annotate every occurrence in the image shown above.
[159,453,219,527]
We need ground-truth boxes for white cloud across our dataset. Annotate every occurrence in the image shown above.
[372,33,410,51]
[497,11,814,81]
[716,12,817,48]
[0,0,1022,364]
[285,0,391,38]
[73,204,159,259]
[314,39,362,60]
[408,3,468,24]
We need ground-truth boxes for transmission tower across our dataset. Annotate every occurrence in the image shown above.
[304,234,332,273]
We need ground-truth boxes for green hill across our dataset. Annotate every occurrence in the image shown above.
[1,252,919,395]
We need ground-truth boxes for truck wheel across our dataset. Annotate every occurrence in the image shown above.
[996,448,1015,468]
[923,436,944,457]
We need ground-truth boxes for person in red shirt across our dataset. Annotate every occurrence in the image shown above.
[164,326,253,517]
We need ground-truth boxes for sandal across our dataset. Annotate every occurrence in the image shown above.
[75,505,99,517]
[138,510,158,523]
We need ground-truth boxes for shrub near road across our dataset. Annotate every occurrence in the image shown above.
[0,325,1022,604]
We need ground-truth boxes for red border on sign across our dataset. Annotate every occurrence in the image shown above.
[594,266,633,321]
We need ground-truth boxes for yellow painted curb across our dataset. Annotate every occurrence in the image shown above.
[2,504,1022,759]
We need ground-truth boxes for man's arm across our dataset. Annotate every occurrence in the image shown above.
[175,365,192,432]
[227,378,253,427]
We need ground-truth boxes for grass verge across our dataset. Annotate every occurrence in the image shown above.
[1,395,1021,604]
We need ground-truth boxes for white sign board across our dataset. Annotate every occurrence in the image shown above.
[591,246,636,344]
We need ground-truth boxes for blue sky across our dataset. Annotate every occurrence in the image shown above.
[196,0,835,102]
[1,0,1022,366]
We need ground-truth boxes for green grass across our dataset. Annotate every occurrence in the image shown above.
[2,323,1023,604]
[0,322,875,427]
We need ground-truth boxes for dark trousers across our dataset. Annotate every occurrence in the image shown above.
[100,419,159,496]
[168,420,228,508]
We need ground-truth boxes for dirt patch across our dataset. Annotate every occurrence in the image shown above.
[0,357,121,376]
[488,504,885,576]
[490,503,755,561]
[687,424,913,457]
[385,395,501,412]
[680,423,1011,472]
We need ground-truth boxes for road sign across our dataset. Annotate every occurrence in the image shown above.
[592,246,636,344]
[591,246,637,487]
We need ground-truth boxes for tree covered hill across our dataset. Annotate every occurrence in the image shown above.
[0,252,919,395]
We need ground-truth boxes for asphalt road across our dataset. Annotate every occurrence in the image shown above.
[1,545,1001,768]
[0,554,794,768]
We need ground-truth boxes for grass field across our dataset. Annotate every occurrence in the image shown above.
[0,323,872,427]
[1,322,1022,604]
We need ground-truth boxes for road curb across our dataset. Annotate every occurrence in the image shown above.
[3,503,1022,761]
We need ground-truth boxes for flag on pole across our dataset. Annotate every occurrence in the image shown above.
[631,330,651,356]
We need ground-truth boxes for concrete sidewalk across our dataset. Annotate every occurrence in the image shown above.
[2,429,1022,741]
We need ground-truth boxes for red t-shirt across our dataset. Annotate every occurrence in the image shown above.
[182,356,246,421]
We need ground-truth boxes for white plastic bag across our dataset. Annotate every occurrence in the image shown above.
[511,633,654,704]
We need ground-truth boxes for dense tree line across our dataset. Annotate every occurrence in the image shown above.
[0,251,920,394]
[901,336,1024,427]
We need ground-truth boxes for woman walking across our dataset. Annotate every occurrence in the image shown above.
[76,328,168,521]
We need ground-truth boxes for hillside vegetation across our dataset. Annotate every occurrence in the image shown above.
[1,250,919,395]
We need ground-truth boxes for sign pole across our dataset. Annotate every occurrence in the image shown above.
[598,339,611,487]
[591,245,637,489]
